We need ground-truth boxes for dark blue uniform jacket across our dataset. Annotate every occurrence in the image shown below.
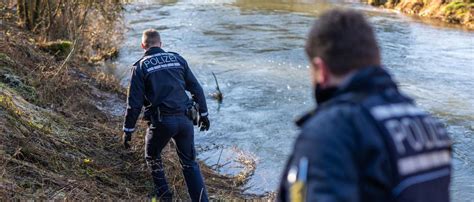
[278,67,452,202]
[123,47,208,133]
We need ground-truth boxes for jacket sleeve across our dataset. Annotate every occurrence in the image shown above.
[284,108,360,202]
[123,63,145,133]
[179,56,208,116]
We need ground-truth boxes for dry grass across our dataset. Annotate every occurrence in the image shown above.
[0,5,267,201]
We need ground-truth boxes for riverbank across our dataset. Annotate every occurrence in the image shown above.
[368,0,474,29]
[0,3,263,200]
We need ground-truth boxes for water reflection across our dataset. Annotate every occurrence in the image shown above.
[234,0,338,14]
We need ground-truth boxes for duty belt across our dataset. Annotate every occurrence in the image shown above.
[160,110,187,116]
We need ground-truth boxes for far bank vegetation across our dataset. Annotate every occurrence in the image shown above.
[368,0,474,29]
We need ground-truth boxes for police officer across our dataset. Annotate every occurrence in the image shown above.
[122,29,210,201]
[278,9,452,202]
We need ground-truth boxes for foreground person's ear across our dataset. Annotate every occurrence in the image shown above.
[312,57,331,87]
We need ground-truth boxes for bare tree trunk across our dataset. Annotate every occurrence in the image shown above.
[23,0,31,30]
[17,0,26,26]
[45,0,62,40]
[45,0,52,40]
[32,0,41,26]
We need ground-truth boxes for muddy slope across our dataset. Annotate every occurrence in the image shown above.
[0,7,259,201]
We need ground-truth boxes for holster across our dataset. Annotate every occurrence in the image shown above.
[186,102,199,126]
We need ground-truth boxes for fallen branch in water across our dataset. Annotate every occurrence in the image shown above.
[210,72,223,103]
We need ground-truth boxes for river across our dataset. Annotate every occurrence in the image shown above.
[107,0,474,200]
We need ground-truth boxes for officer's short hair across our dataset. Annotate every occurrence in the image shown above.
[142,29,161,47]
[306,9,380,76]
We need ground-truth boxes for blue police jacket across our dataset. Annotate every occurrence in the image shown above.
[123,47,208,133]
[278,67,451,202]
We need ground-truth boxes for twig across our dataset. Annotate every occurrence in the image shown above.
[0,147,22,178]
[0,154,66,184]
[212,72,220,91]
[215,147,224,171]
[53,39,77,77]
[211,72,224,103]
[216,161,231,169]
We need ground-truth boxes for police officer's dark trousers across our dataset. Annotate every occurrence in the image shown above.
[145,114,208,202]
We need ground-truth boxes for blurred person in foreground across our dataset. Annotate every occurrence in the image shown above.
[278,9,452,202]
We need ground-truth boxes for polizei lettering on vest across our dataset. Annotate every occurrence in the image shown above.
[141,53,180,73]
[370,104,451,175]
[143,54,178,68]
[383,116,451,154]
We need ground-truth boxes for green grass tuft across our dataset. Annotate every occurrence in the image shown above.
[37,40,73,58]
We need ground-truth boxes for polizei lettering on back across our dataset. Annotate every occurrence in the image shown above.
[370,103,451,176]
[140,53,181,73]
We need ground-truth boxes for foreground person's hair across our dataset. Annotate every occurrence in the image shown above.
[305,9,381,76]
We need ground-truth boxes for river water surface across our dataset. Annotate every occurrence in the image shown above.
[108,0,474,200]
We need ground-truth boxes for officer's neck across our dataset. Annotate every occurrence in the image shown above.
[321,71,356,89]
[145,46,162,51]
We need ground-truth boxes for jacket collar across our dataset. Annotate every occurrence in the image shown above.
[296,66,398,127]
[314,66,397,105]
[144,47,166,56]
[335,66,397,97]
